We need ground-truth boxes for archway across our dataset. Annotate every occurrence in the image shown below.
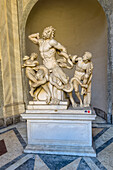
[21,0,112,122]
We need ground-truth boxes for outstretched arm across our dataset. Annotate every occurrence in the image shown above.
[22,63,36,67]
[28,33,40,45]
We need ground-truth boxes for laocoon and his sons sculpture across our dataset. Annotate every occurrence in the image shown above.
[22,26,93,108]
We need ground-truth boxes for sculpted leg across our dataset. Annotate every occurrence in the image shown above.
[29,80,35,97]
[81,74,89,95]
[42,84,51,104]
[83,82,91,107]
[52,66,69,85]
[73,80,83,107]
[29,87,35,97]
[34,87,42,100]
[75,92,83,107]
[68,92,77,108]
[52,86,60,105]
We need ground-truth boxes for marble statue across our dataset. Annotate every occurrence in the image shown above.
[22,53,51,104]
[23,26,93,107]
[22,27,95,157]
[28,26,73,104]
[69,52,93,107]
[28,26,73,86]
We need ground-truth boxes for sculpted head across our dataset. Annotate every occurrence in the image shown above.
[30,53,38,60]
[23,55,30,61]
[83,52,92,62]
[42,26,56,39]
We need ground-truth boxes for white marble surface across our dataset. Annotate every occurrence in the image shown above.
[6,155,33,170]
[27,100,69,110]
[22,112,95,121]
[24,144,96,157]
[0,117,113,170]
[25,101,92,113]
[27,104,68,110]
[95,127,113,149]
[21,109,96,157]
[29,100,69,105]
[27,120,91,146]
[0,130,23,167]
[98,142,113,170]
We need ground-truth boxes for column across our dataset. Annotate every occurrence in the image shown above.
[0,0,25,125]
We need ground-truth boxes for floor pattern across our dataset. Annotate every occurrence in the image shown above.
[0,117,113,170]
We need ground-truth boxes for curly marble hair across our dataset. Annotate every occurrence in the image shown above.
[30,52,38,58]
[42,26,56,39]
[84,52,92,60]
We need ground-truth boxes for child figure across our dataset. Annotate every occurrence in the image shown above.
[22,53,51,104]
[69,52,93,107]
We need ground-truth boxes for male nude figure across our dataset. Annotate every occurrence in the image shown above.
[28,26,72,87]
[22,53,51,104]
[69,52,93,107]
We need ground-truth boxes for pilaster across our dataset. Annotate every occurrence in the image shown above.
[0,0,25,125]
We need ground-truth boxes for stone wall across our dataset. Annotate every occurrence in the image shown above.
[0,0,113,125]
[0,61,4,126]
[0,0,25,126]
[97,0,113,123]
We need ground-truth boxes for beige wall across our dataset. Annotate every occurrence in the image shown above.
[0,62,3,118]
[25,0,107,112]
[0,0,25,121]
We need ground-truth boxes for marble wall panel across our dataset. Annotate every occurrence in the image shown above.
[0,0,25,124]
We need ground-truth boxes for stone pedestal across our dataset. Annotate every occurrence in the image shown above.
[21,105,96,157]
[27,100,69,110]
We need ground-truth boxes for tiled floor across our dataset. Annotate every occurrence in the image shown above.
[0,117,113,170]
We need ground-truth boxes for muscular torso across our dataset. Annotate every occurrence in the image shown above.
[75,58,92,80]
[76,58,92,71]
[38,39,58,69]
[76,59,86,71]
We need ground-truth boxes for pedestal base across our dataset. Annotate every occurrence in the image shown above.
[21,108,96,157]
[24,144,96,157]
[27,100,69,110]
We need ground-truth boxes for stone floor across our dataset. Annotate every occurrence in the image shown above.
[0,116,113,170]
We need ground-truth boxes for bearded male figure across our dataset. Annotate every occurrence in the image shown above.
[28,26,73,103]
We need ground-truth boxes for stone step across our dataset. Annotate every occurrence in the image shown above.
[29,100,69,105]
[27,104,68,110]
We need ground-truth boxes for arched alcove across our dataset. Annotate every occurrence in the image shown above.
[25,0,108,114]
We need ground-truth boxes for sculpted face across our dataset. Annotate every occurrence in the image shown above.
[83,54,88,62]
[30,53,38,60]
[83,52,92,63]
[43,29,52,39]
[42,26,55,39]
